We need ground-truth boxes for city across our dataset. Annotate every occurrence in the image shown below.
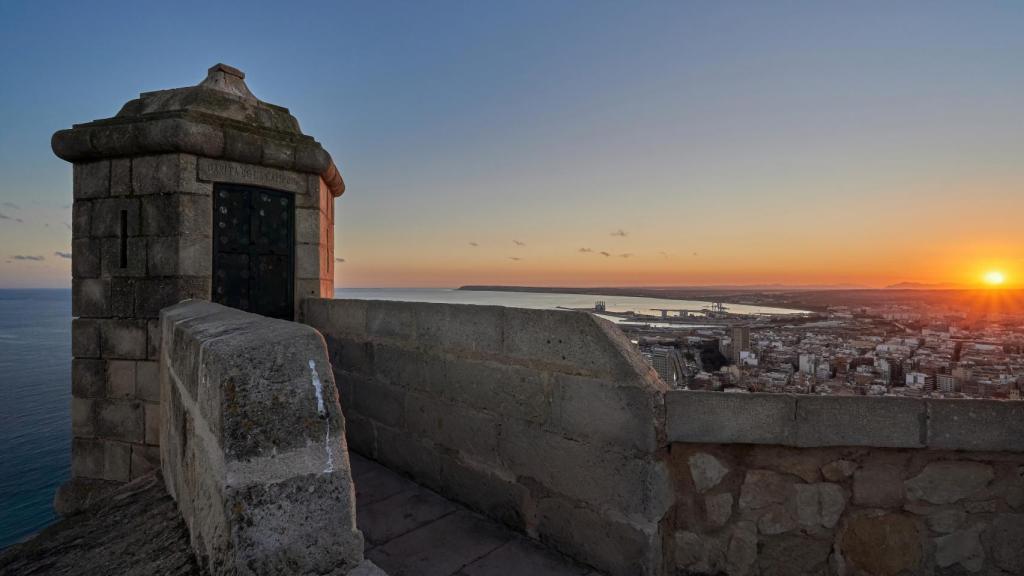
[630,295,1024,400]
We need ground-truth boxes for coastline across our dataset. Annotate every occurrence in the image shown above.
[457,285,822,313]
[458,285,1024,315]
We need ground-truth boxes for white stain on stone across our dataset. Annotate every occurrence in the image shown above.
[323,419,334,474]
[309,360,327,417]
[309,359,333,473]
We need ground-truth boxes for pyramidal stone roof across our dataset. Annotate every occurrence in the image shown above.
[52,63,345,196]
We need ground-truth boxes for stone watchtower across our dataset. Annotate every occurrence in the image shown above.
[51,64,344,509]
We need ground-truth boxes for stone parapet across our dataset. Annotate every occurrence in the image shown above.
[666,390,1024,575]
[303,298,670,576]
[159,300,364,575]
[668,390,1024,452]
[665,443,1024,575]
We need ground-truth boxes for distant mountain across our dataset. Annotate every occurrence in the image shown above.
[885,282,966,290]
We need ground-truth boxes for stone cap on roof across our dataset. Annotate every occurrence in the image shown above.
[51,63,345,197]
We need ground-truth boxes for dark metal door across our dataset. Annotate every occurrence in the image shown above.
[213,184,295,320]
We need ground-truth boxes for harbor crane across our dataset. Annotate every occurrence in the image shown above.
[650,308,708,319]
[650,302,730,319]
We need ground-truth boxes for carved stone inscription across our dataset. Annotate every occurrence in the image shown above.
[197,158,307,195]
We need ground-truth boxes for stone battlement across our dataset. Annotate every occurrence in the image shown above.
[159,300,364,575]
[668,390,1024,452]
[303,297,1024,576]
[303,298,670,576]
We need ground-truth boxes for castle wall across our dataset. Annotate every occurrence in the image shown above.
[53,64,345,512]
[159,300,362,575]
[304,297,1024,576]
[69,154,213,491]
[303,297,672,576]
[665,391,1024,575]
[666,442,1024,576]
[66,154,334,503]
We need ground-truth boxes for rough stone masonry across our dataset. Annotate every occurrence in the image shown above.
[159,300,365,575]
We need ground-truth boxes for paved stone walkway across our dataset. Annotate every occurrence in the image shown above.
[351,453,603,576]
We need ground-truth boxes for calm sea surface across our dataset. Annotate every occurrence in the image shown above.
[0,289,72,550]
[0,287,800,550]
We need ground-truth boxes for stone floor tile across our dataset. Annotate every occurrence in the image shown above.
[349,451,379,480]
[353,458,421,506]
[366,510,512,576]
[348,559,389,576]
[359,485,460,547]
[457,537,596,576]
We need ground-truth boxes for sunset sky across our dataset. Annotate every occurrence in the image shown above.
[1,1,1022,288]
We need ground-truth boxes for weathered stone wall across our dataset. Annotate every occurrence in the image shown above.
[303,298,672,576]
[159,300,363,575]
[66,154,333,495]
[68,154,213,494]
[301,298,1024,575]
[56,65,343,511]
[667,391,1024,575]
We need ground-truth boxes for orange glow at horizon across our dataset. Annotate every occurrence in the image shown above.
[333,173,1024,290]
[331,245,1024,289]
[984,270,1006,287]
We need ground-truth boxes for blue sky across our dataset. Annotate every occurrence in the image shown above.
[1,1,1022,287]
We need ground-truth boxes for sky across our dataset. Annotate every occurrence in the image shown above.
[1,1,1022,289]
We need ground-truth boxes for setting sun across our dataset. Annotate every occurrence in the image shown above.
[983,270,1006,286]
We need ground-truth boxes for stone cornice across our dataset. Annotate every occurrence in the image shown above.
[51,64,345,197]
[667,389,1024,452]
[52,110,345,197]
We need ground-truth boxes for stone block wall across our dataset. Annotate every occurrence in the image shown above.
[67,153,333,496]
[300,298,1024,575]
[303,298,672,576]
[159,300,363,575]
[70,154,212,489]
[666,391,1024,575]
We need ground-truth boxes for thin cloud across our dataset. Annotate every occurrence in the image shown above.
[2,202,18,209]
[508,256,523,261]
[12,255,44,261]
[513,240,525,246]
[692,252,699,257]
[469,242,479,247]
[54,251,72,259]
[659,251,670,259]
[0,212,23,223]
[64,222,72,230]
[578,247,593,253]
[599,251,611,257]
[619,253,633,258]
[335,257,346,263]
[610,229,628,237]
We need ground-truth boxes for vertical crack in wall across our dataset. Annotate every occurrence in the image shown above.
[308,359,333,473]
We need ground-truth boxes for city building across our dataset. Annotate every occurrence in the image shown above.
[731,325,750,363]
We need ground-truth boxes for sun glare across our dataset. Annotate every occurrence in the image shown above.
[983,270,1006,286]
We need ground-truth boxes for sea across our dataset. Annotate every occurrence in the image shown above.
[0,287,801,550]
